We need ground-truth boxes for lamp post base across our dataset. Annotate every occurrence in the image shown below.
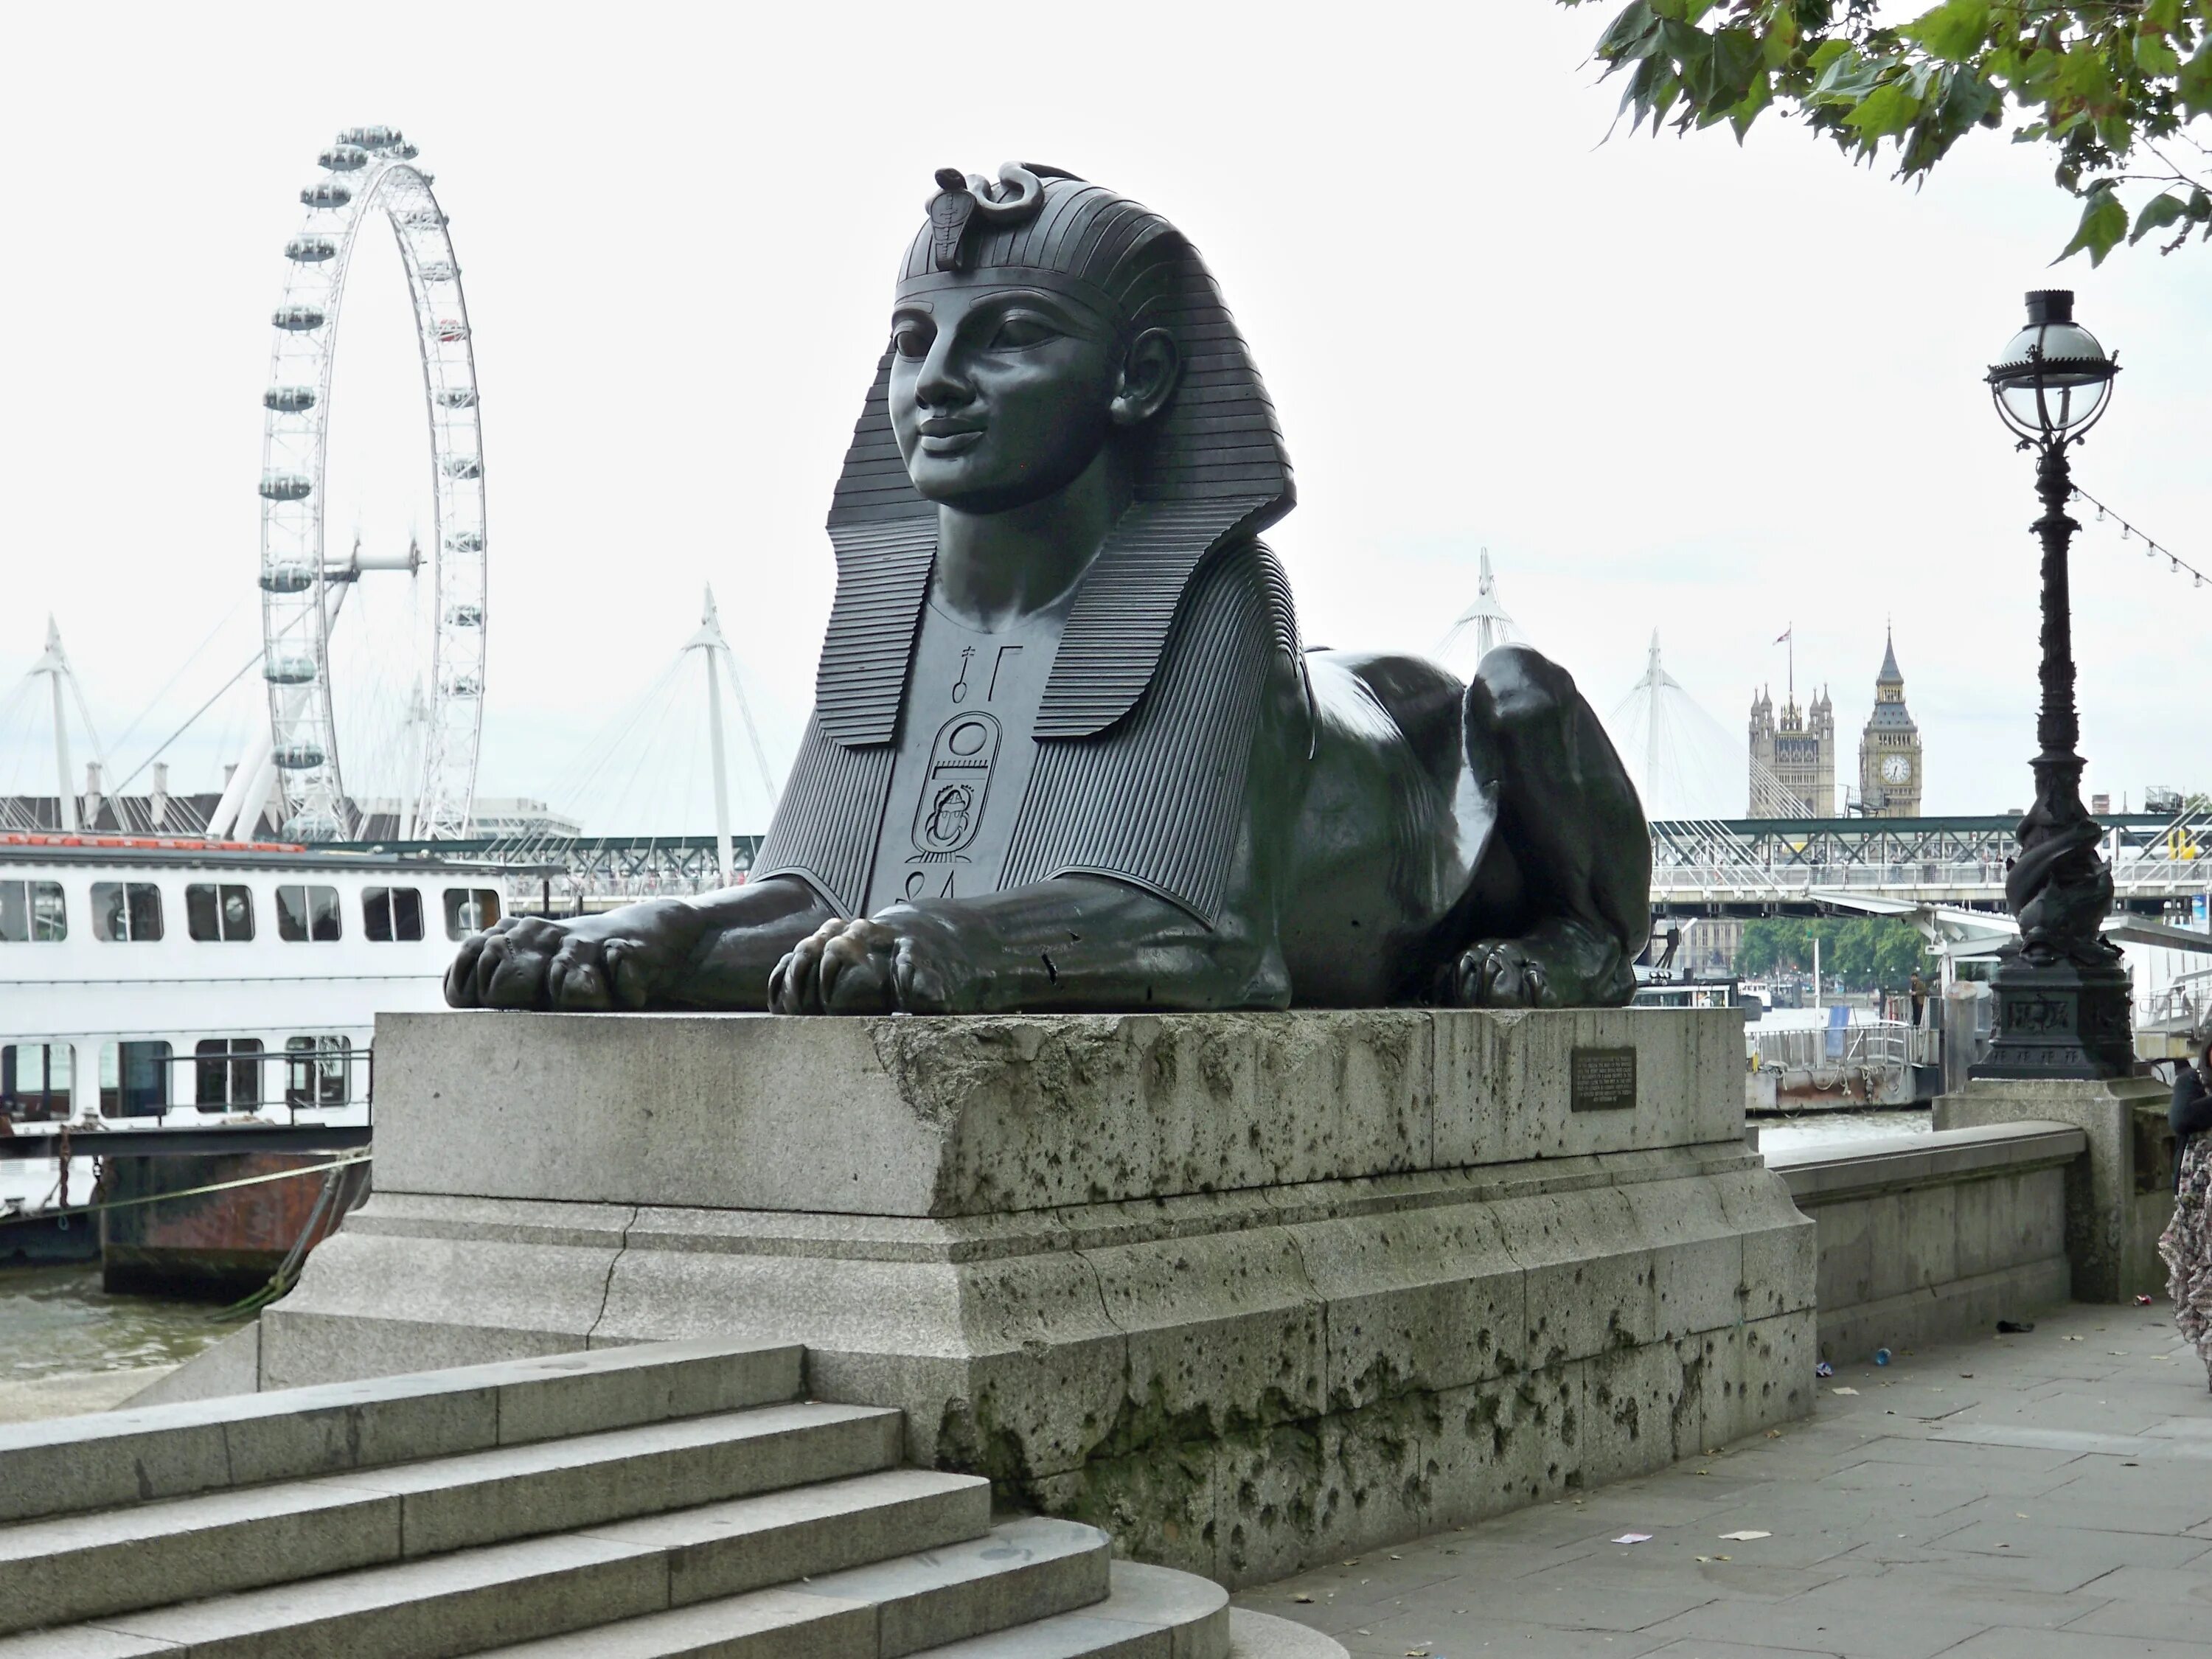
[1971,954,2136,1081]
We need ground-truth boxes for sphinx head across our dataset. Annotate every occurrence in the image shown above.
[888,165,1185,514]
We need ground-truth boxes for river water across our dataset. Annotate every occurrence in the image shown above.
[0,1265,244,1385]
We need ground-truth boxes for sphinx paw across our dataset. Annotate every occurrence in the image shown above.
[1453,937,1556,1009]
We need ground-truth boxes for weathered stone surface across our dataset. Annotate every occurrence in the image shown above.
[1935,1077,2168,1301]
[369,1006,1742,1217]
[1773,1120,2087,1357]
[265,1007,1810,1586]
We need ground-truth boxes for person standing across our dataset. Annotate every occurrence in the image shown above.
[1908,970,1927,1028]
[2157,1033,2212,1391]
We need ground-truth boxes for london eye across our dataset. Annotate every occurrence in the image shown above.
[255,126,486,841]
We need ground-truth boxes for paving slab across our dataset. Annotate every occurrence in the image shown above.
[1236,1303,2212,1659]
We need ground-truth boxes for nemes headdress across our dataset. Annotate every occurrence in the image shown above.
[818,164,1295,748]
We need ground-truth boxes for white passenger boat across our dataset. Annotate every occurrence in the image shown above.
[0,831,495,1253]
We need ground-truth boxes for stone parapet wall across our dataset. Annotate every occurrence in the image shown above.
[1935,1077,2172,1301]
[264,1007,1813,1586]
[1769,1121,2084,1363]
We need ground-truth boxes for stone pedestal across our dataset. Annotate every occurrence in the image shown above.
[1935,1075,2172,1301]
[1972,957,2136,1081]
[262,1007,1813,1586]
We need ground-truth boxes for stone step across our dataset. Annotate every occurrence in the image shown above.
[914,1561,1231,1656]
[1225,1608,1350,1658]
[471,1517,1111,1658]
[0,1472,1007,1659]
[0,1336,803,1525]
[0,1402,913,1636]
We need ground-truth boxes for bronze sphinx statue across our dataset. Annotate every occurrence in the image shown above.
[448,164,1651,1015]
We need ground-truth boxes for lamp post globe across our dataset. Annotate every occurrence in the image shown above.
[1972,290,2135,1082]
[1986,289,2119,445]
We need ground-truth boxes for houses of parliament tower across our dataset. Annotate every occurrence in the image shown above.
[1857,630,1922,818]
[1748,631,1923,818]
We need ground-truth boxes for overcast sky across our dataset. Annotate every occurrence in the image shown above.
[1,2,2205,831]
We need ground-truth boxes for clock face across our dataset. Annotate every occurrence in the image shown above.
[1880,754,1911,785]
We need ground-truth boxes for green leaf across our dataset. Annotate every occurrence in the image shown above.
[2180,39,2212,119]
[1846,83,1922,140]
[1902,0,1989,65]
[2130,190,2188,244]
[2059,186,2129,265]
[2136,34,2182,79]
[1595,1,1661,61]
[2145,0,2185,34]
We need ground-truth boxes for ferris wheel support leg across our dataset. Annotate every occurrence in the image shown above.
[208,720,275,839]
[237,754,281,841]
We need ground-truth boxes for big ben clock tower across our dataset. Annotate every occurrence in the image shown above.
[1857,629,1922,817]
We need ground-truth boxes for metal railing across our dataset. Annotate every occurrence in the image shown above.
[1751,1018,1940,1075]
[1,1047,373,1127]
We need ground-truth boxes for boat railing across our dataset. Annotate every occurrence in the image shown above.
[1750,1018,1938,1074]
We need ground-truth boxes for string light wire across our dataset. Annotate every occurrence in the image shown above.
[2072,486,2208,591]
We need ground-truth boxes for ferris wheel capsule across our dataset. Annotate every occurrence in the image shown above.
[434,387,476,409]
[445,530,484,554]
[273,305,326,331]
[336,125,405,151]
[417,260,457,283]
[259,562,316,594]
[283,808,345,841]
[435,319,469,342]
[441,454,482,479]
[319,145,369,172]
[301,181,352,209]
[285,236,338,263]
[445,603,483,627]
[265,654,319,685]
[258,473,313,502]
[273,744,329,771]
[263,386,317,413]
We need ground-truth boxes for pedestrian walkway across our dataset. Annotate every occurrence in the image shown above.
[1237,1301,2212,1658]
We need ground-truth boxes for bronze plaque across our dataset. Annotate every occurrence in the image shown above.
[1570,1046,1637,1113]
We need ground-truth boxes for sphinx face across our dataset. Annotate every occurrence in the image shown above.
[888,281,1121,513]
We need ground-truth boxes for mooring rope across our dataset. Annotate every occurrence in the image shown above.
[0,1153,372,1230]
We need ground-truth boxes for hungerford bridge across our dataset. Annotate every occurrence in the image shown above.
[339,810,2212,920]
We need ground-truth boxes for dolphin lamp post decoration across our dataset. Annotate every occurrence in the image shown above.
[1975,289,2132,1079]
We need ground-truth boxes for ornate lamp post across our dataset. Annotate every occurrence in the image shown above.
[1973,289,2133,1079]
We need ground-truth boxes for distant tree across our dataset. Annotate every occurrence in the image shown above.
[1558,1,2212,265]
[1735,917,1805,975]
[1732,914,1928,986]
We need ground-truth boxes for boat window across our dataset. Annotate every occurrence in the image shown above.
[364,886,425,942]
[185,883,256,942]
[443,887,502,939]
[0,880,66,942]
[285,1034,351,1107]
[195,1038,264,1109]
[1,1043,72,1121]
[90,883,164,942]
[276,884,342,942]
[100,1040,171,1117]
